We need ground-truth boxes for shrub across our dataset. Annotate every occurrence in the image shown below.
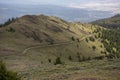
[89,37,95,42]
[48,59,51,63]
[101,51,106,54]
[41,61,43,64]
[87,56,91,60]
[82,56,85,61]
[86,38,88,42]
[68,56,72,61]
[92,46,96,50]
[0,60,20,80]
[77,38,80,42]
[77,44,79,48]
[54,57,62,65]
[100,45,102,48]
[93,56,104,60]
[71,36,75,41]
[94,35,98,39]
[77,52,81,62]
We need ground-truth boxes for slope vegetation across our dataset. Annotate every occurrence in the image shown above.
[1,15,119,80]
[91,14,120,58]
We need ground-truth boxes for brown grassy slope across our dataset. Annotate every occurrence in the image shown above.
[1,15,79,52]
[0,15,106,60]
[0,15,112,80]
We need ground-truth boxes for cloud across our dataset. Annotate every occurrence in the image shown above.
[0,0,120,13]
[69,0,120,13]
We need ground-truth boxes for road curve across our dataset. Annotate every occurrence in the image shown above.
[22,34,94,54]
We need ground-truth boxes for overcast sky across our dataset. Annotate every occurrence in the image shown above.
[0,0,120,13]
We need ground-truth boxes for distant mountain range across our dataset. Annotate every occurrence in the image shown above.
[0,3,114,23]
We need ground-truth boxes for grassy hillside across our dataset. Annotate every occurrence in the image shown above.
[0,15,120,80]
[0,15,106,58]
[91,14,120,30]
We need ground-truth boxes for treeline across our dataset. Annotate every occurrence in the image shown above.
[48,53,105,66]
[0,17,17,27]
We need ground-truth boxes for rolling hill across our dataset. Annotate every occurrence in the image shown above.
[0,15,120,80]
[0,15,106,59]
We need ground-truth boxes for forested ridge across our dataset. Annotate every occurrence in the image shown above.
[91,14,120,30]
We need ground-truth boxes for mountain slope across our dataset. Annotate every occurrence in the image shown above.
[1,15,119,80]
[0,14,107,60]
[91,14,120,29]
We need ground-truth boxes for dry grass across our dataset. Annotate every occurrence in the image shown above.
[0,15,115,80]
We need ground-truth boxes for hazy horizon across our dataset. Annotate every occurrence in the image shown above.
[0,0,120,23]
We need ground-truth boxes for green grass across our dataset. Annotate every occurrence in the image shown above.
[3,57,120,80]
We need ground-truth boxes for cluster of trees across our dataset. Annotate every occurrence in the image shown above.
[48,52,107,66]
[0,18,17,27]
[100,30,120,58]
[48,54,92,65]
[93,26,120,59]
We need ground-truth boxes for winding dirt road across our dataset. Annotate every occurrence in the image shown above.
[22,34,94,54]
